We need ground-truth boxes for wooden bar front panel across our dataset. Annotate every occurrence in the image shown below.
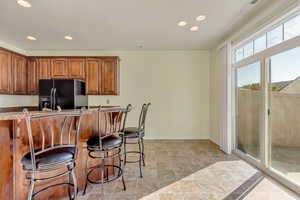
[0,120,13,200]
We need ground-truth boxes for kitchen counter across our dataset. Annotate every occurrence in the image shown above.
[0,106,117,120]
[0,106,120,200]
[0,108,93,120]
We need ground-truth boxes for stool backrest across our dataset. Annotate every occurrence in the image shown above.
[97,105,132,149]
[138,103,151,132]
[24,110,85,170]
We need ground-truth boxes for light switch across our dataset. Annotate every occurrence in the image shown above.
[106,99,110,104]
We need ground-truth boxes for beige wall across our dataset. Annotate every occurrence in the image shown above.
[21,50,210,140]
[238,89,300,148]
[0,95,37,107]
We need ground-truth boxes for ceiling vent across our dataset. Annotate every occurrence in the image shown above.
[250,0,259,5]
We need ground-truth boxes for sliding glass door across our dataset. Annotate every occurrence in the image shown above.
[269,46,300,185]
[236,62,261,160]
[233,10,300,194]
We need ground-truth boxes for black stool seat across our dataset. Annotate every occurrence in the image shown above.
[124,127,145,138]
[21,146,75,170]
[87,135,122,149]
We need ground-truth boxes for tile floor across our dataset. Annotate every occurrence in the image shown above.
[238,145,300,184]
[76,140,300,200]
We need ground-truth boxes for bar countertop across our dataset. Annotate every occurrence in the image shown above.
[0,106,117,120]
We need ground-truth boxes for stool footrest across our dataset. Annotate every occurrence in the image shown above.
[124,151,144,164]
[86,164,123,185]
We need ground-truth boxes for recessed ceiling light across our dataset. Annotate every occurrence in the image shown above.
[196,15,206,21]
[250,0,259,5]
[64,35,73,40]
[26,36,36,40]
[17,0,31,8]
[178,21,187,27]
[190,26,199,32]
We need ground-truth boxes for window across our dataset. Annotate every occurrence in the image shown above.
[235,48,244,62]
[244,42,254,58]
[269,46,300,185]
[267,25,283,48]
[234,12,300,63]
[236,62,261,160]
[284,14,300,40]
[254,34,267,54]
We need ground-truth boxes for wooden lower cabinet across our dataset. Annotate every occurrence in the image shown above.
[12,54,27,95]
[0,50,12,94]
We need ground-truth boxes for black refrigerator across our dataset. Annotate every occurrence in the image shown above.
[39,79,88,110]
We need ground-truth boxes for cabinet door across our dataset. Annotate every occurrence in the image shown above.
[0,50,12,94]
[27,58,38,95]
[38,58,51,79]
[86,59,101,95]
[101,58,119,95]
[51,58,68,79]
[68,58,85,79]
[12,54,27,94]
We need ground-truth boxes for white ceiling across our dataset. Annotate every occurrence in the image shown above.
[0,0,279,50]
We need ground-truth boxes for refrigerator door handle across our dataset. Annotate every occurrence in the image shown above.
[50,88,54,110]
[53,88,57,110]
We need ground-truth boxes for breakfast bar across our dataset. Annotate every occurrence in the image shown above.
[0,107,118,200]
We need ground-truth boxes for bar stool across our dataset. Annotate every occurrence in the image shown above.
[21,109,85,200]
[124,103,151,178]
[83,105,132,196]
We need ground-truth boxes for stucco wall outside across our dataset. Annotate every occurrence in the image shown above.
[238,89,300,150]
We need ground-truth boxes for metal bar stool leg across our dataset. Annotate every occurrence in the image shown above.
[141,137,145,166]
[68,169,72,200]
[28,178,35,200]
[120,147,126,190]
[82,155,89,196]
[82,174,88,195]
[124,137,127,166]
[100,155,105,199]
[71,168,78,200]
[138,138,143,178]
[106,152,109,181]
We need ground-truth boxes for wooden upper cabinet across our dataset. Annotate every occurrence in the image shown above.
[101,58,119,95]
[0,50,12,94]
[27,58,38,95]
[12,54,27,94]
[38,58,51,79]
[0,48,120,95]
[86,58,101,95]
[51,58,68,79]
[68,58,85,79]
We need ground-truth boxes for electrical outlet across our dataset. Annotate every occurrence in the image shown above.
[106,99,110,104]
